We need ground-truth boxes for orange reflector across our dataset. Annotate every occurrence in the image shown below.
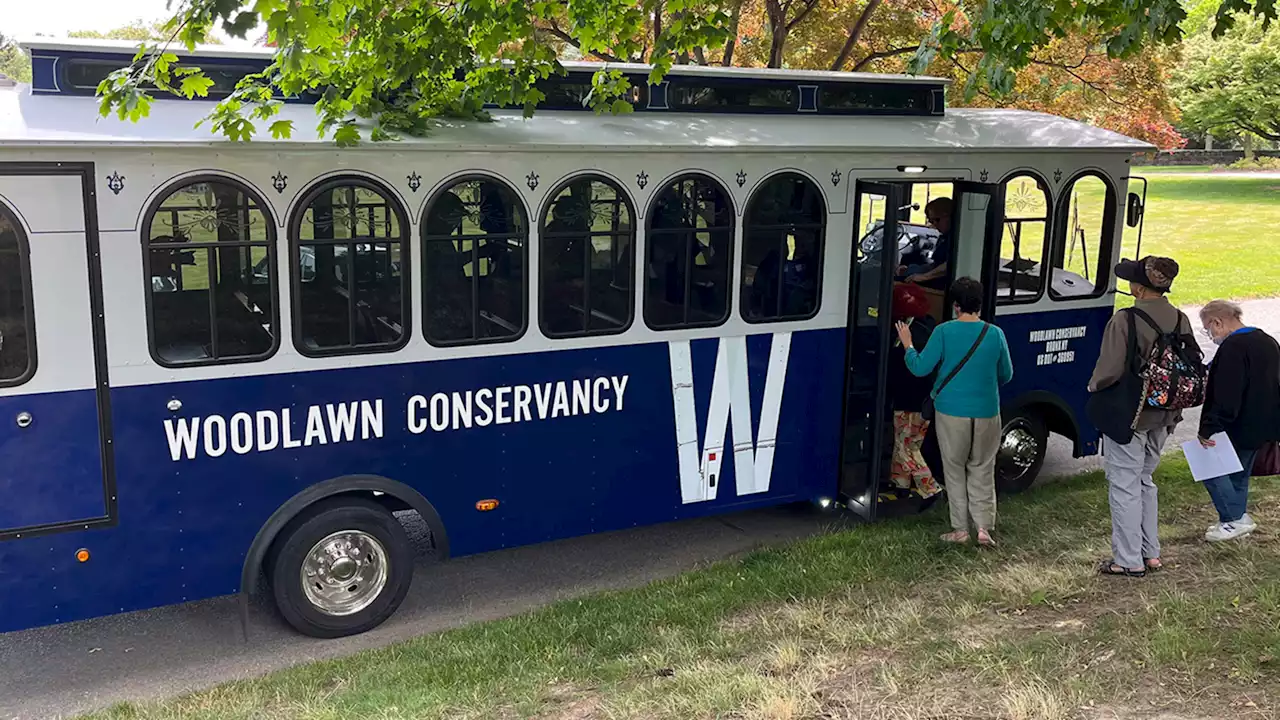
[75,548,90,563]
[475,499,499,512]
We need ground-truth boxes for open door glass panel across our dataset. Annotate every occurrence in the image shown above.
[840,182,901,519]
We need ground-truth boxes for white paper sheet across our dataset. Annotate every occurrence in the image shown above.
[1181,432,1245,482]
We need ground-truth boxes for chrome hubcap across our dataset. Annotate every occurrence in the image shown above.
[300,530,389,616]
[998,421,1040,483]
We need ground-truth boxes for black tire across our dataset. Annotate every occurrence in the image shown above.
[269,497,413,638]
[996,408,1048,495]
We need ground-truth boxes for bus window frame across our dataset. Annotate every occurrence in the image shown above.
[287,175,412,358]
[1050,170,1118,302]
[643,172,736,331]
[537,173,638,340]
[420,173,530,348]
[996,170,1053,306]
[141,174,281,369]
[0,201,38,388]
[740,171,827,324]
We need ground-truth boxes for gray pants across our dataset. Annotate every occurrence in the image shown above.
[1104,426,1170,569]
[935,412,1001,532]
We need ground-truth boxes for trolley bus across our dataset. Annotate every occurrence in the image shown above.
[0,38,1150,637]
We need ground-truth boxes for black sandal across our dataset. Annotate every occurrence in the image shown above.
[1145,558,1162,572]
[1098,560,1146,578]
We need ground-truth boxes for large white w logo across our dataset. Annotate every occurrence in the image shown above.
[668,333,792,504]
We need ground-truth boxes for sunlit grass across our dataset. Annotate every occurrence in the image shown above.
[1119,175,1280,304]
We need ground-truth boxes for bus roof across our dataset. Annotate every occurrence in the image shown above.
[18,36,948,87]
[0,89,1154,153]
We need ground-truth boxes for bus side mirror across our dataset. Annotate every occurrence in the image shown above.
[1125,192,1144,228]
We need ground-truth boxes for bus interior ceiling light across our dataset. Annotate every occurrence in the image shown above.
[897,165,927,174]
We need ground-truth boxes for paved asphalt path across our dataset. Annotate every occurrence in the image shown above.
[3,298,1276,720]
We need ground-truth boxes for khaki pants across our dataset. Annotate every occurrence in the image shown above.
[935,411,1001,532]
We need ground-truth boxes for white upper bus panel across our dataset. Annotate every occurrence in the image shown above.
[0,89,1154,153]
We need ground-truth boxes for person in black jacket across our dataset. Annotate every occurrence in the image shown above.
[1197,300,1280,542]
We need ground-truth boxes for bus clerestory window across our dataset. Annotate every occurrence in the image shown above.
[290,178,409,356]
[1051,173,1116,300]
[998,173,1051,304]
[644,175,734,330]
[0,204,35,385]
[422,177,528,346]
[144,178,278,366]
[539,176,636,338]
[741,173,825,323]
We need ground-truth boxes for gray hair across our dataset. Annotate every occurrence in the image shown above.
[1200,300,1244,323]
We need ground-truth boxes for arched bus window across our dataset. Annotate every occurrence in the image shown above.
[422,177,528,346]
[290,177,409,356]
[0,203,36,386]
[644,174,734,329]
[539,175,636,338]
[741,173,825,322]
[143,177,277,366]
[1052,172,1117,300]
[998,173,1051,304]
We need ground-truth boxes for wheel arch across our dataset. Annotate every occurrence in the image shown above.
[1004,390,1083,455]
[240,475,449,597]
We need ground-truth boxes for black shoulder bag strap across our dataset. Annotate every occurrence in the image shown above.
[931,322,991,402]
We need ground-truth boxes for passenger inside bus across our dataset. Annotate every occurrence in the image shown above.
[646,180,731,326]
[746,231,820,319]
[541,180,633,334]
[886,283,942,505]
[898,197,952,290]
[423,181,526,342]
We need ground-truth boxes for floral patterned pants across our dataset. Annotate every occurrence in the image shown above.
[890,411,940,498]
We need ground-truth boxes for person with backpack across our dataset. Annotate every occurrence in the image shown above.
[898,277,1013,546]
[1196,300,1280,542]
[1087,256,1205,578]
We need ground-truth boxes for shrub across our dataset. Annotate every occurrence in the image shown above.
[1227,156,1280,170]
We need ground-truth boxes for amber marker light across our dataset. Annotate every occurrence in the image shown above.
[475,499,499,512]
[75,548,90,563]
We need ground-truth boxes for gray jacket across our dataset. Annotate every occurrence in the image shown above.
[1088,296,1199,431]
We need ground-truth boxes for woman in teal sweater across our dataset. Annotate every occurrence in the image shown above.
[896,277,1013,546]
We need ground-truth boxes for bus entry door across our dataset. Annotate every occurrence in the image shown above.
[839,181,903,520]
[0,167,113,536]
[949,181,1007,318]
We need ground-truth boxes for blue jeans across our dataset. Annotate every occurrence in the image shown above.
[1202,445,1258,523]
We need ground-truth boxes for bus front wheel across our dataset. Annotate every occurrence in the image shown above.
[269,497,413,638]
[996,409,1047,495]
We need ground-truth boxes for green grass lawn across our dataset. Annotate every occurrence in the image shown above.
[1120,175,1280,305]
[1133,165,1216,174]
[89,458,1280,720]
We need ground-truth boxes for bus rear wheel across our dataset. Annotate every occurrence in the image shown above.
[996,409,1047,495]
[269,497,413,638]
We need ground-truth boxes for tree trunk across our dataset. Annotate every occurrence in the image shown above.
[721,0,744,66]
[765,0,786,68]
[1244,133,1255,162]
[1205,135,1213,151]
[831,0,883,72]
[768,31,787,68]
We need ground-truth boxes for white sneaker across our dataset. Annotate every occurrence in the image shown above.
[1206,522,1255,542]
[1208,514,1256,532]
